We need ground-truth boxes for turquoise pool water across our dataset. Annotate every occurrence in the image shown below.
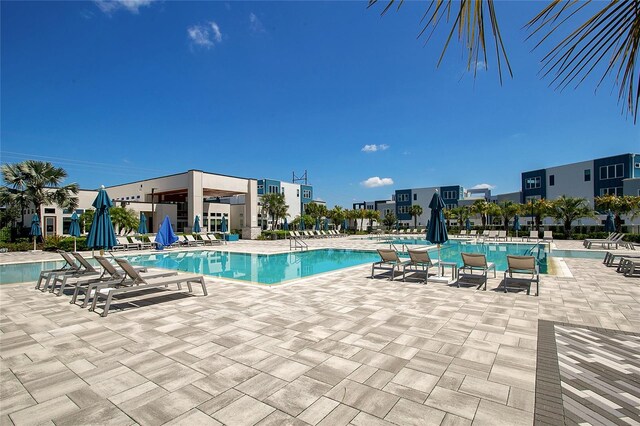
[549,250,606,260]
[121,249,382,285]
[0,260,66,285]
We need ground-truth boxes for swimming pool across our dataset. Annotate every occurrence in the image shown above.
[549,250,606,260]
[121,249,382,285]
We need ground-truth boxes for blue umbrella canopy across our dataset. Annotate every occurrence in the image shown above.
[69,212,81,237]
[193,215,201,233]
[155,216,179,249]
[604,210,615,232]
[220,216,228,233]
[138,213,148,234]
[324,218,329,231]
[283,218,289,231]
[342,218,348,231]
[299,217,306,231]
[513,214,521,231]
[426,192,448,245]
[315,218,320,231]
[465,218,471,231]
[86,187,117,250]
[30,214,42,237]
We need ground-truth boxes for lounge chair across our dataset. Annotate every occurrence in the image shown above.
[371,248,409,281]
[207,234,224,245]
[543,231,553,243]
[130,236,154,250]
[457,252,496,290]
[458,230,468,238]
[71,256,176,307]
[115,236,139,251]
[584,233,618,247]
[501,255,539,296]
[402,249,438,283]
[35,250,81,290]
[41,251,101,292]
[90,258,208,317]
[184,234,204,246]
[47,252,107,295]
[604,251,640,267]
[468,230,477,237]
[526,231,539,242]
[585,233,624,249]
[618,258,640,277]
[496,230,507,241]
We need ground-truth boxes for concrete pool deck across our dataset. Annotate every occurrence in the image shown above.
[1,237,638,425]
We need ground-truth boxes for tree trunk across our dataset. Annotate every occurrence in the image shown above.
[564,219,572,238]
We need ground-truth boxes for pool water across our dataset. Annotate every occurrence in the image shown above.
[0,260,66,285]
[122,249,382,285]
[549,250,606,260]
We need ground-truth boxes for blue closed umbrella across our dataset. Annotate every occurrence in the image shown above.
[299,217,306,231]
[324,218,329,231]
[604,210,615,233]
[221,216,228,233]
[513,214,521,238]
[283,218,289,231]
[86,186,117,253]
[426,192,449,267]
[138,213,148,234]
[315,218,320,231]
[69,212,81,252]
[342,218,348,232]
[30,214,42,251]
[465,218,471,231]
[155,216,179,250]
[193,215,201,233]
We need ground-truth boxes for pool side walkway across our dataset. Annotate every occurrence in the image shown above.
[0,238,638,425]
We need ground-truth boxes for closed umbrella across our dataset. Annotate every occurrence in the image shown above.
[69,212,81,252]
[30,214,42,251]
[465,218,471,231]
[604,210,615,233]
[315,218,320,231]
[155,216,179,250]
[342,218,348,232]
[138,213,148,235]
[299,217,306,231]
[221,216,228,233]
[86,186,117,255]
[283,218,289,231]
[426,192,449,268]
[324,218,329,231]
[193,215,201,233]
[513,214,521,238]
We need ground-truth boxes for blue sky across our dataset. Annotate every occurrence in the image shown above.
[2,1,638,207]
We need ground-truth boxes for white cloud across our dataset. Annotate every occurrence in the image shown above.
[187,21,222,49]
[249,13,265,33]
[361,177,394,188]
[470,183,496,190]
[361,144,389,153]
[94,0,154,14]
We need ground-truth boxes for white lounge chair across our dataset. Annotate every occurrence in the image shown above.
[184,234,204,246]
[543,231,553,243]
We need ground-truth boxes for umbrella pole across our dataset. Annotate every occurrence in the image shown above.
[74,237,77,252]
[33,237,36,251]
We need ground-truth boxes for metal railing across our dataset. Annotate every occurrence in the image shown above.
[290,235,308,251]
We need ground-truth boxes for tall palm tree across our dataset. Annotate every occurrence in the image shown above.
[383,212,397,230]
[357,208,367,231]
[594,194,639,232]
[471,200,491,228]
[329,206,345,229]
[409,205,423,228]
[261,193,288,230]
[365,209,380,230]
[525,199,552,231]
[549,196,595,238]
[110,206,139,234]
[1,160,79,229]
[498,201,520,231]
[370,0,640,121]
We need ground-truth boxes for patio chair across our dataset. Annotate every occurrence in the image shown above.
[501,255,539,296]
[618,258,640,277]
[584,233,618,247]
[35,250,82,290]
[585,233,625,249]
[526,231,539,242]
[71,256,176,307]
[543,231,554,242]
[115,236,139,251]
[458,230,468,238]
[468,230,477,237]
[402,249,438,284]
[457,252,496,290]
[371,248,409,281]
[184,234,204,246]
[47,252,107,295]
[90,258,208,317]
[130,236,154,250]
[496,230,507,241]
[40,251,101,292]
[206,234,224,245]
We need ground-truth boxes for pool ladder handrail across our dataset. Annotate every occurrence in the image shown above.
[290,235,308,251]
[525,242,547,265]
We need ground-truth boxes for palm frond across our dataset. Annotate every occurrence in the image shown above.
[369,0,513,83]
[527,0,640,122]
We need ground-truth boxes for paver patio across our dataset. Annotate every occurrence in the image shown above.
[1,237,638,425]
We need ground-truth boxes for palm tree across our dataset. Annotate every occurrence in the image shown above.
[261,193,288,230]
[549,196,595,238]
[443,208,454,228]
[357,208,367,231]
[110,207,139,234]
[370,0,640,121]
[471,200,491,228]
[383,212,397,230]
[595,194,639,232]
[486,203,502,227]
[498,201,520,231]
[365,209,380,231]
[1,160,79,231]
[329,206,345,229]
[525,199,552,231]
[409,205,423,228]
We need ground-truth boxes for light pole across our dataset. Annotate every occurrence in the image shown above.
[151,188,158,232]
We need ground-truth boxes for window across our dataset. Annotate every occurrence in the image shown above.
[302,189,311,198]
[296,189,300,197]
[600,187,623,196]
[525,176,541,189]
[397,194,410,202]
[413,194,417,201]
[549,175,555,186]
[442,190,456,199]
[600,163,624,180]
[44,208,55,214]
[397,205,410,214]
[268,185,280,194]
[584,169,591,182]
